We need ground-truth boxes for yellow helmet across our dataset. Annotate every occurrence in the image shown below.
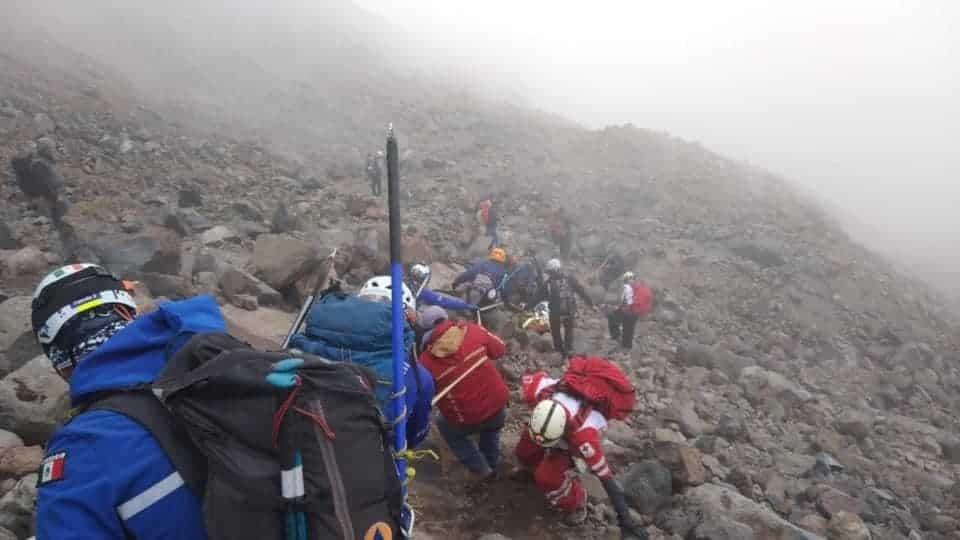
[489,247,507,264]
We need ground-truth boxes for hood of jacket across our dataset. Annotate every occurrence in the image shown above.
[68,295,226,404]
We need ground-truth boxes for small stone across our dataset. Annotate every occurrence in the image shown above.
[178,188,203,207]
[200,225,240,246]
[796,514,827,535]
[654,441,705,486]
[233,294,259,311]
[691,516,755,540]
[835,410,871,441]
[825,511,870,540]
[816,486,864,518]
[654,428,686,444]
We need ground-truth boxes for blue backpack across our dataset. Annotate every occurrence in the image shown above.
[289,294,434,446]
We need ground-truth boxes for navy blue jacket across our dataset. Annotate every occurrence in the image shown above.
[451,260,507,289]
[36,296,227,540]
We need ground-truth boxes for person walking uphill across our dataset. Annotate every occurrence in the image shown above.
[366,151,383,196]
[535,258,594,356]
[516,356,647,539]
[419,309,509,480]
[607,272,653,351]
[33,264,226,539]
[477,195,499,249]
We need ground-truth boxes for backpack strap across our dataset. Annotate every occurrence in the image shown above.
[566,402,593,436]
[80,390,207,498]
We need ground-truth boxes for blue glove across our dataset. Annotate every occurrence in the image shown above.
[267,358,304,388]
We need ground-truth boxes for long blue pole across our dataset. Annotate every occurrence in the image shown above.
[386,125,407,497]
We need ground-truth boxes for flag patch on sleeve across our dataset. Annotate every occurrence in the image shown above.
[39,452,67,485]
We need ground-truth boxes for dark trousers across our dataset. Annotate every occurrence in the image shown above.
[436,408,506,476]
[607,309,639,349]
[486,224,499,249]
[371,176,382,196]
[549,311,575,355]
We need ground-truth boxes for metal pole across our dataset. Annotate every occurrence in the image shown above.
[386,124,408,499]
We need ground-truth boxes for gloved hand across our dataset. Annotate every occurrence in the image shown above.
[618,517,649,540]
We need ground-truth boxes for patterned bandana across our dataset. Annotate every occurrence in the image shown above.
[47,313,130,377]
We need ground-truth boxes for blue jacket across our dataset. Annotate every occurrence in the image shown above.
[36,296,226,540]
[289,294,435,448]
[452,260,506,289]
[419,287,476,311]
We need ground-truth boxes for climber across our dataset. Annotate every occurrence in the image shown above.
[549,207,575,259]
[409,263,478,313]
[289,275,435,447]
[32,263,222,539]
[476,195,499,249]
[10,151,68,224]
[500,252,544,310]
[534,258,594,356]
[515,357,647,539]
[419,308,509,480]
[607,272,653,351]
[452,247,509,308]
[366,151,383,196]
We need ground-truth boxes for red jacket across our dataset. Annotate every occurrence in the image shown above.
[420,320,508,426]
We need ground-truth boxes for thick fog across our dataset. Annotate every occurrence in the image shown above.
[358,0,960,288]
[5,0,959,289]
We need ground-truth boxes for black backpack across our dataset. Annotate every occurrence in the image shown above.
[83,333,403,540]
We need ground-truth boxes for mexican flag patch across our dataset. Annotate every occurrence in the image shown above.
[39,452,66,485]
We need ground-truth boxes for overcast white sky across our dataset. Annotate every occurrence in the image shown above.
[357,0,959,275]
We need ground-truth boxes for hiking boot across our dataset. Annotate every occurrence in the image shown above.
[562,505,588,527]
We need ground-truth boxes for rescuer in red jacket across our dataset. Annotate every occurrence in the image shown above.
[420,313,509,479]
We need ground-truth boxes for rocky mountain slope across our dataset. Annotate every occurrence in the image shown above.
[2,3,960,539]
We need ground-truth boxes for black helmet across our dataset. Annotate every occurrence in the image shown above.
[32,264,137,374]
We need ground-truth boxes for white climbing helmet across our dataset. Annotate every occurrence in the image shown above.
[622,271,635,282]
[528,399,568,447]
[545,258,562,274]
[359,275,416,312]
[410,264,431,282]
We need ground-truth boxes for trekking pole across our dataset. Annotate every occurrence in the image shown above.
[475,302,504,326]
[281,248,339,350]
[431,355,489,406]
[386,124,412,536]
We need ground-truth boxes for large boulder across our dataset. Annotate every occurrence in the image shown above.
[2,246,48,277]
[0,356,69,445]
[217,264,284,308]
[0,222,18,250]
[0,445,42,477]
[200,225,241,246]
[0,297,32,375]
[251,235,332,302]
[95,229,182,276]
[825,512,870,540]
[654,441,706,487]
[679,484,825,540]
[0,473,37,538]
[659,401,704,438]
[0,430,23,450]
[677,342,753,379]
[739,366,815,407]
[622,460,673,513]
